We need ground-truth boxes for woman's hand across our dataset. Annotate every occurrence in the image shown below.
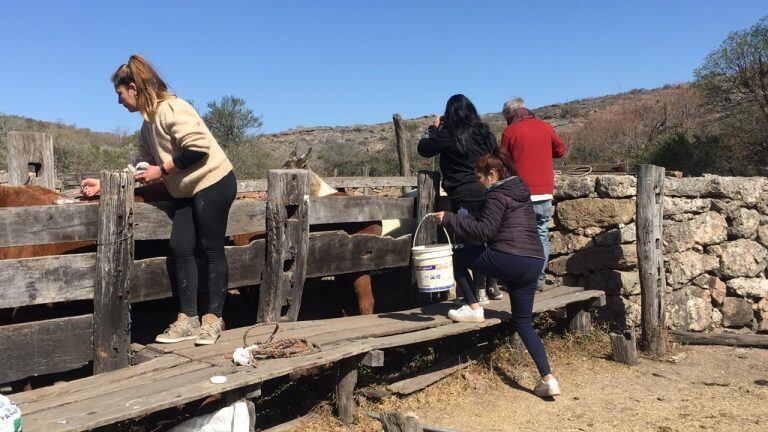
[433,115,443,128]
[432,211,445,224]
[80,178,101,197]
[135,165,163,184]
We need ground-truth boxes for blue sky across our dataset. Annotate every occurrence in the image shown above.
[1,1,766,134]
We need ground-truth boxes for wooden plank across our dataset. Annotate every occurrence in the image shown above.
[0,315,93,384]
[133,199,266,240]
[237,177,418,193]
[306,231,410,277]
[414,171,440,248]
[258,169,310,323]
[393,114,413,195]
[261,413,320,432]
[19,359,210,416]
[670,330,768,348]
[130,238,266,303]
[0,203,98,247]
[3,131,56,189]
[310,196,414,225]
[387,359,470,395]
[93,171,133,374]
[637,164,667,356]
[10,354,189,406]
[361,350,384,367]
[0,253,96,308]
[535,285,585,300]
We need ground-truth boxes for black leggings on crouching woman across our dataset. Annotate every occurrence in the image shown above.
[169,171,237,318]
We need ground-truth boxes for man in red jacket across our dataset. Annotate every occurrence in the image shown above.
[500,97,566,288]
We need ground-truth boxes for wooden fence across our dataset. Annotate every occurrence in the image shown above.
[0,169,442,384]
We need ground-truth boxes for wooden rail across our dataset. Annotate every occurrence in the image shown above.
[0,169,418,384]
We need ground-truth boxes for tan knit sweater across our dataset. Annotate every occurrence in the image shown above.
[137,97,233,198]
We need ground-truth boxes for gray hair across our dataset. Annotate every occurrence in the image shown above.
[502,97,525,117]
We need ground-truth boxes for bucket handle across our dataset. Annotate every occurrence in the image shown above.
[412,214,453,249]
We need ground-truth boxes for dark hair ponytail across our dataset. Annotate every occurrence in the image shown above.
[475,147,517,179]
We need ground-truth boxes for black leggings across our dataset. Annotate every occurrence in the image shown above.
[169,171,237,317]
[449,198,496,303]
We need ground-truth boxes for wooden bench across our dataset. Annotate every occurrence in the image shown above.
[10,286,605,431]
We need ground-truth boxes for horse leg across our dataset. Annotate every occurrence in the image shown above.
[351,272,374,315]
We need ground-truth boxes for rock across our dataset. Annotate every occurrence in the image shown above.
[757,225,768,248]
[727,208,760,239]
[549,232,593,256]
[666,286,713,332]
[607,295,641,328]
[594,223,636,246]
[548,244,637,275]
[574,226,604,237]
[721,297,754,328]
[713,239,768,278]
[665,251,720,288]
[665,176,766,204]
[663,212,727,253]
[712,307,723,326]
[587,270,640,295]
[662,197,711,216]
[556,198,635,230]
[554,175,596,199]
[461,371,489,391]
[668,213,696,222]
[726,277,768,299]
[595,175,636,198]
[693,274,727,305]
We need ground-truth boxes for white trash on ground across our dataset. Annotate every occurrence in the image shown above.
[0,395,22,432]
[168,400,252,432]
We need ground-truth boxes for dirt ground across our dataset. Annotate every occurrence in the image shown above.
[298,334,768,432]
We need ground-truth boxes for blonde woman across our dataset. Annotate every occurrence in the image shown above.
[81,55,236,345]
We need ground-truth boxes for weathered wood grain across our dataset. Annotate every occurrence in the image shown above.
[0,253,96,308]
[309,196,414,224]
[3,131,56,189]
[258,170,310,323]
[236,176,418,193]
[637,164,667,356]
[306,231,410,277]
[0,315,93,384]
[670,330,768,348]
[93,170,133,374]
[393,114,413,195]
[335,356,359,425]
[0,203,98,247]
[133,199,267,240]
[610,331,639,365]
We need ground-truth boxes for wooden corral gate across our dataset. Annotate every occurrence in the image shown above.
[0,169,426,384]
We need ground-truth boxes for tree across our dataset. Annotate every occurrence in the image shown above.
[695,16,768,174]
[202,95,263,149]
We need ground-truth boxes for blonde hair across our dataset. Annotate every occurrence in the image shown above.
[112,54,173,121]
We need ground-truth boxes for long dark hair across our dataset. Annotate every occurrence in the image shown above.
[442,94,491,155]
[475,147,517,179]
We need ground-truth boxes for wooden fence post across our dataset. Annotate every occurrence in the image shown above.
[93,170,134,374]
[636,164,667,356]
[414,171,448,302]
[258,169,310,323]
[393,114,413,195]
[335,356,359,425]
[2,131,56,189]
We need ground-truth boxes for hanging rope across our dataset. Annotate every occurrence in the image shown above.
[231,322,321,367]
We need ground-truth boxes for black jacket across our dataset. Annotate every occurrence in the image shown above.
[417,124,497,202]
[441,176,544,259]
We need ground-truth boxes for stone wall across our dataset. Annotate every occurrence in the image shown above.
[549,174,768,334]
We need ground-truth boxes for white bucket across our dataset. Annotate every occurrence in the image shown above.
[412,215,455,293]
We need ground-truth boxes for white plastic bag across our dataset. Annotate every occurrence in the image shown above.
[0,395,22,432]
[169,400,250,432]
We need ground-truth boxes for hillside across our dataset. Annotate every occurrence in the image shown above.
[1,84,694,175]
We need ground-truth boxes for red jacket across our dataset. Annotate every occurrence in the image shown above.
[500,116,566,196]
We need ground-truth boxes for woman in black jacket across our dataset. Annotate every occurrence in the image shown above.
[434,148,560,398]
[417,94,502,304]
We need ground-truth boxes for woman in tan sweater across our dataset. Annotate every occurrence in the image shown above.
[81,55,236,345]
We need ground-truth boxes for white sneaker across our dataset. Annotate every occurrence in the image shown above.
[475,288,490,305]
[447,305,485,323]
[534,377,561,397]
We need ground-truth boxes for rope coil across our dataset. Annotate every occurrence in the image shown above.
[233,322,321,367]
